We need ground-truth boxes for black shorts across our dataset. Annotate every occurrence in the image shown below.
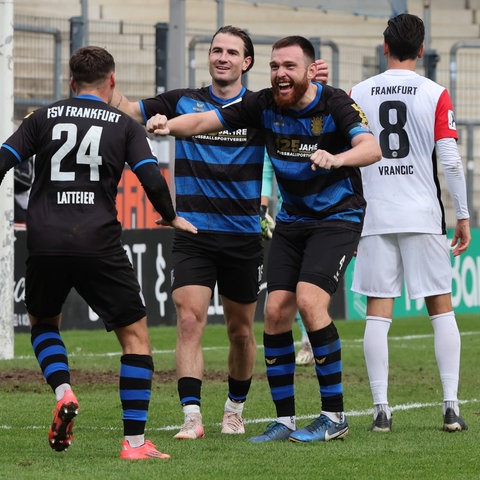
[267,222,360,295]
[171,231,263,304]
[25,252,146,332]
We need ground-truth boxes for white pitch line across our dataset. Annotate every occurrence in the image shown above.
[2,398,478,432]
[4,332,479,432]
[345,330,480,344]
[12,345,228,360]
[11,330,480,360]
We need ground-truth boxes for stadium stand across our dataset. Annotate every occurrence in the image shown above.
[12,0,480,226]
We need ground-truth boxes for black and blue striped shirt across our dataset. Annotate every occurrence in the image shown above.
[141,86,265,234]
[214,83,371,231]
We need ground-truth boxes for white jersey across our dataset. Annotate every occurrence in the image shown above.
[350,69,458,235]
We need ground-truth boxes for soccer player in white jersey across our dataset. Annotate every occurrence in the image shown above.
[350,13,471,433]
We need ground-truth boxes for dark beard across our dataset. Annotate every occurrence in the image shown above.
[273,77,309,109]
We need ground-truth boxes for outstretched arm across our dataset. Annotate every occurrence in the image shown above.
[310,132,381,170]
[135,162,197,234]
[161,214,198,233]
[146,110,223,138]
[110,90,144,124]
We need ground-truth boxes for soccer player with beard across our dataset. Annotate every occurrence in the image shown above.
[146,35,382,443]
[111,27,328,440]
[261,151,315,367]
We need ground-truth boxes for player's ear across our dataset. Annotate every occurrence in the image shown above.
[417,43,425,59]
[109,72,116,89]
[70,77,76,95]
[242,56,253,73]
[307,62,317,81]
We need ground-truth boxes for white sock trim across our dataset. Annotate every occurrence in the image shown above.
[277,416,296,430]
[183,404,201,416]
[224,398,245,414]
[124,435,145,448]
[54,384,72,402]
[366,315,392,324]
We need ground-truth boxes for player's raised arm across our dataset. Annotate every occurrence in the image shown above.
[313,59,328,85]
[134,161,197,234]
[146,110,224,138]
[110,89,144,124]
[161,215,198,234]
[310,132,381,170]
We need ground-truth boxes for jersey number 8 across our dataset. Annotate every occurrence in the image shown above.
[378,100,410,159]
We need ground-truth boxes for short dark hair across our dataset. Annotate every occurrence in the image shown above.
[210,25,255,73]
[69,46,115,87]
[271,36,315,64]
[383,13,425,61]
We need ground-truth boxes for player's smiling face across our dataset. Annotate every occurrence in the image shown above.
[270,45,311,109]
[208,33,251,86]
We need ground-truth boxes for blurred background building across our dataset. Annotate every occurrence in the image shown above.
[12,0,480,227]
[5,0,480,330]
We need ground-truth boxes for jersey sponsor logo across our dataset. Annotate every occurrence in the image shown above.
[192,101,208,112]
[275,137,317,158]
[311,115,323,135]
[378,164,414,175]
[57,191,95,204]
[351,103,369,126]
[273,115,285,128]
[195,128,248,142]
[448,110,457,130]
[370,85,418,96]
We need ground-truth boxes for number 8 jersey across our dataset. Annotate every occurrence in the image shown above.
[350,69,458,235]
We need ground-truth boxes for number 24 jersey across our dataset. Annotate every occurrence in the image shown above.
[5,95,158,255]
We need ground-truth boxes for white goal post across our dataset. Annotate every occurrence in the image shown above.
[0,0,15,360]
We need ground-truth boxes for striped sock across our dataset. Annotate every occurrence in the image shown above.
[31,324,70,391]
[120,354,154,436]
[308,323,344,413]
[264,330,296,418]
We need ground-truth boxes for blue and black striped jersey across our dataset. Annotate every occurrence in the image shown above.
[141,86,265,234]
[216,83,370,231]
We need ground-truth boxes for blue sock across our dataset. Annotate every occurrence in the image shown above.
[120,354,154,436]
[31,324,70,391]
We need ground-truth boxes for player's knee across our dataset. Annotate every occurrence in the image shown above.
[177,311,206,338]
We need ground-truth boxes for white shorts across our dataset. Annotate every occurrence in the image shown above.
[351,233,452,299]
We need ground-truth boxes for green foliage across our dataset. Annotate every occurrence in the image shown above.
[1,316,479,479]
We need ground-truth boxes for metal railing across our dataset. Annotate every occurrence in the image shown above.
[12,14,480,228]
[13,24,62,107]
